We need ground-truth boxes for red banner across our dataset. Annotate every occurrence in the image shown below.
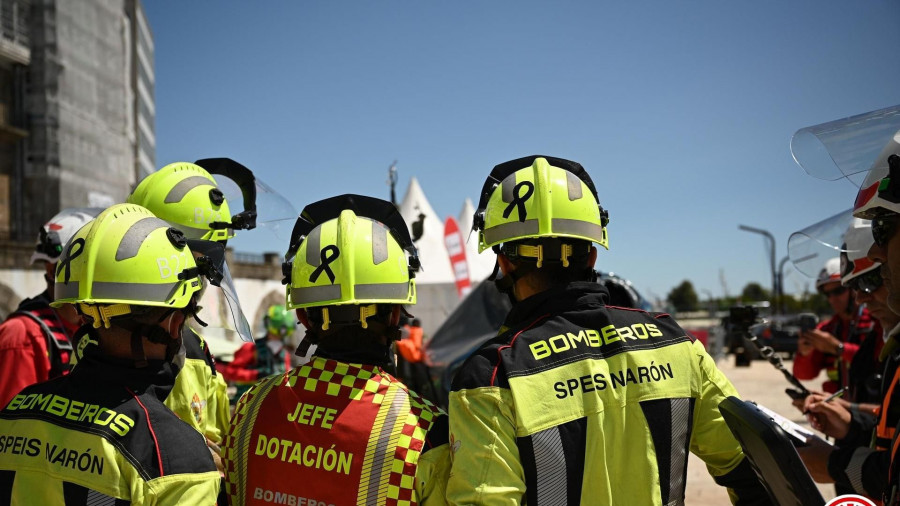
[443,217,472,298]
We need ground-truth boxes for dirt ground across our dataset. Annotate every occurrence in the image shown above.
[685,357,837,505]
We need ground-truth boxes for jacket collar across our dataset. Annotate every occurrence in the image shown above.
[504,281,610,327]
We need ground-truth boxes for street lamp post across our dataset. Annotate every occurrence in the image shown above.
[738,224,778,314]
[777,255,790,314]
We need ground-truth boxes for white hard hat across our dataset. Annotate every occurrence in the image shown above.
[816,257,842,289]
[30,208,104,264]
[853,130,900,220]
[841,218,879,285]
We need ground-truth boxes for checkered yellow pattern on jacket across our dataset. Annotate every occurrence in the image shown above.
[223,373,282,505]
[284,357,441,506]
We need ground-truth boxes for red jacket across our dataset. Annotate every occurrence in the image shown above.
[0,307,78,408]
[793,308,879,393]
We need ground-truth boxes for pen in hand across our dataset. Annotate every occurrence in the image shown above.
[803,387,845,416]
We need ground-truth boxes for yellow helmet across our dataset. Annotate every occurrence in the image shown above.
[51,203,205,327]
[474,156,609,260]
[283,195,419,328]
[127,158,257,241]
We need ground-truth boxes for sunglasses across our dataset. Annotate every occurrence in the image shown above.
[820,286,848,298]
[846,269,884,294]
[872,215,900,247]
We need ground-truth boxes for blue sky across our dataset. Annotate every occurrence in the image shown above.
[144,1,900,303]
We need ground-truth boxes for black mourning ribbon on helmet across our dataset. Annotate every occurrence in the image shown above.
[503,181,534,222]
[56,238,85,284]
[309,245,340,284]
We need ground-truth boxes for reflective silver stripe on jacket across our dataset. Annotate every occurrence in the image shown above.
[666,398,691,506]
[531,425,568,506]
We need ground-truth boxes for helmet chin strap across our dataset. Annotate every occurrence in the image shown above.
[117,311,183,367]
[489,254,520,306]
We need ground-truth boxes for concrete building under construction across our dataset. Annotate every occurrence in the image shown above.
[0,0,153,245]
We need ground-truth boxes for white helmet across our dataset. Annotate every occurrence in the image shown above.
[853,130,900,220]
[30,208,104,264]
[816,257,842,289]
[841,218,879,285]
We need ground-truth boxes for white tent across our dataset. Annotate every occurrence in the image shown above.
[399,177,456,284]
[457,198,497,283]
[399,177,459,335]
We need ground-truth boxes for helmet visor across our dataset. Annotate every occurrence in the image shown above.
[791,105,900,185]
[788,208,854,278]
[185,240,253,343]
[195,158,298,239]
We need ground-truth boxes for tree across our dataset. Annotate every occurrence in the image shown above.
[667,280,699,312]
[741,282,769,303]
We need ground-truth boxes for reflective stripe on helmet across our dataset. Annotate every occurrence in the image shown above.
[93,281,182,301]
[483,218,605,246]
[372,221,389,265]
[565,170,583,200]
[164,175,216,204]
[180,224,215,240]
[551,218,606,243]
[116,218,169,262]
[115,217,171,261]
[55,281,79,301]
[354,282,409,300]
[56,280,183,302]
[291,284,342,305]
[305,226,322,266]
[483,220,540,245]
[290,282,410,306]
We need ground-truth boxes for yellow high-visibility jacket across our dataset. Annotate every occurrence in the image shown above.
[447,282,768,505]
[165,328,230,444]
[0,344,220,504]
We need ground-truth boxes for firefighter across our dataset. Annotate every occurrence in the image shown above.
[801,129,900,505]
[223,194,449,505]
[127,158,258,449]
[0,208,101,406]
[794,256,878,395]
[446,155,766,504]
[0,204,223,502]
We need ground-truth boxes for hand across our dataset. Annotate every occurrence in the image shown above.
[207,437,224,473]
[791,391,823,412]
[797,435,834,483]
[804,394,851,440]
[797,335,815,356]
[800,330,842,355]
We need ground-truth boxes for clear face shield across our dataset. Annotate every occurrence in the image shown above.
[203,159,298,251]
[185,239,253,343]
[791,104,900,187]
[787,208,855,278]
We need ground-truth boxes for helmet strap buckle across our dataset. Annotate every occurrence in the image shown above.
[561,244,573,268]
[517,244,544,268]
[80,303,132,329]
[321,307,331,331]
[359,304,378,329]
